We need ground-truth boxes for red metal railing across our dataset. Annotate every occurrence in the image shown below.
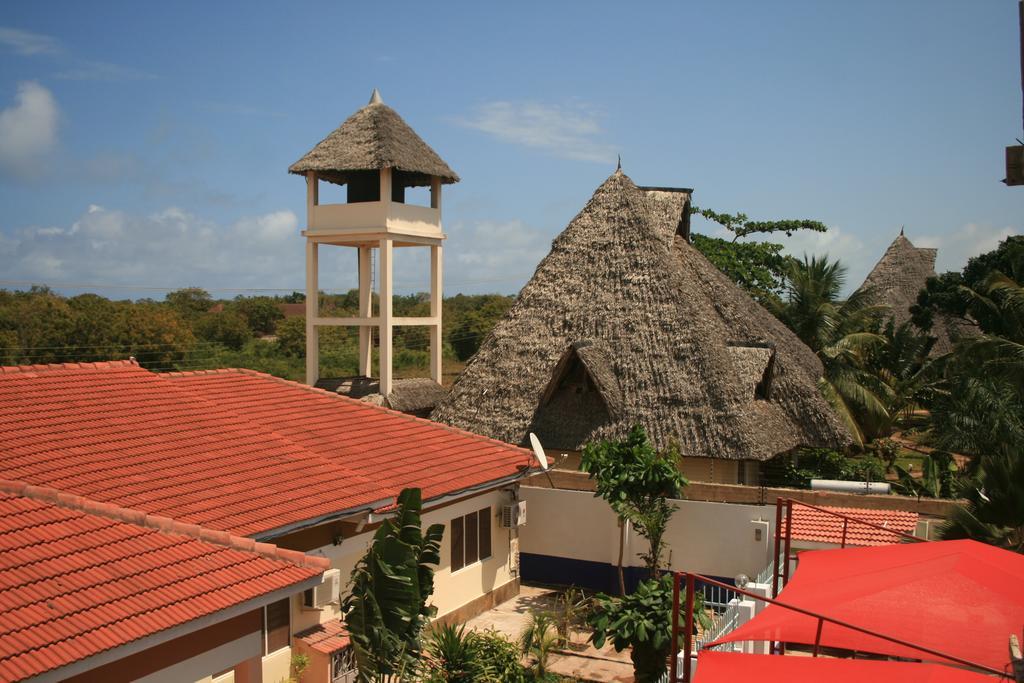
[668,571,1009,682]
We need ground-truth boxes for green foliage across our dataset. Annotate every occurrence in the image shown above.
[765,448,885,488]
[275,316,306,357]
[588,575,710,683]
[423,624,499,683]
[288,651,309,683]
[232,295,284,335]
[892,451,962,499]
[165,287,213,320]
[691,234,789,304]
[911,235,1024,337]
[690,206,827,242]
[553,587,591,644]
[940,450,1024,552]
[580,428,687,579]
[194,311,252,350]
[342,488,445,681]
[771,255,890,445]
[469,629,527,683]
[519,612,560,679]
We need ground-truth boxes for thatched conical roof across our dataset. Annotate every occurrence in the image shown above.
[431,170,849,459]
[857,232,957,354]
[289,90,459,187]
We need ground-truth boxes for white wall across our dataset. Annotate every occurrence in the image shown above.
[518,487,776,580]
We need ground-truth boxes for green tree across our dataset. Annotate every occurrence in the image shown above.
[580,427,687,592]
[691,234,790,305]
[164,287,213,320]
[342,488,444,682]
[519,612,560,679]
[940,450,1024,552]
[588,575,711,683]
[276,316,306,357]
[232,296,285,336]
[691,207,827,242]
[194,311,253,351]
[109,302,196,368]
[772,255,889,446]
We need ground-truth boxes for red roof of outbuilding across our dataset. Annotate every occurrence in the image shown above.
[694,651,994,683]
[781,504,919,546]
[0,479,327,682]
[296,618,350,654]
[715,540,1024,674]
[0,362,532,537]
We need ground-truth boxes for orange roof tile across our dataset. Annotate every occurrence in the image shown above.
[295,618,350,654]
[0,479,326,682]
[781,505,919,546]
[0,362,533,538]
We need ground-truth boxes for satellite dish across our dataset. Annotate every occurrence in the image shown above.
[528,432,549,471]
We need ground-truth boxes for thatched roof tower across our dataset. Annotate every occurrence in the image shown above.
[857,231,956,354]
[289,89,459,187]
[431,170,849,460]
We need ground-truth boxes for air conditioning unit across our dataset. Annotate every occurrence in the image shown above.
[307,568,341,608]
[501,501,527,528]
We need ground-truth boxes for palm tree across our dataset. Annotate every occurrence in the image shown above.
[519,612,560,678]
[772,255,889,445]
[940,450,1024,552]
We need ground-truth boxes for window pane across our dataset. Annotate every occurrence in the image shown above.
[478,508,492,560]
[451,517,465,571]
[465,512,479,565]
[265,598,290,653]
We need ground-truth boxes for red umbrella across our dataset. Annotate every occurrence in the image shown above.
[693,651,998,683]
[713,540,1024,673]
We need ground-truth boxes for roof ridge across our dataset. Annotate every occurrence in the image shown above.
[161,367,537,457]
[0,359,140,374]
[0,479,329,570]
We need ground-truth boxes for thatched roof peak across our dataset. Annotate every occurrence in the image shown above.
[431,172,849,459]
[858,231,959,354]
[288,92,459,187]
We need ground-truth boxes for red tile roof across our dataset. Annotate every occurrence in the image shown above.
[295,618,350,654]
[0,361,533,538]
[781,505,919,546]
[160,368,535,505]
[0,479,327,682]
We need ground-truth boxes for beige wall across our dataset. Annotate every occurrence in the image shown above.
[312,488,517,619]
[679,457,761,485]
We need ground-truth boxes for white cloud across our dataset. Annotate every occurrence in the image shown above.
[0,81,59,179]
[0,27,61,56]
[457,101,616,163]
[917,223,1020,274]
[1,205,302,292]
[54,60,155,82]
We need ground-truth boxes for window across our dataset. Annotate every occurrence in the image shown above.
[263,598,290,655]
[451,507,492,571]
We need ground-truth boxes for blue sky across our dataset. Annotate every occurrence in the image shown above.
[0,0,1020,298]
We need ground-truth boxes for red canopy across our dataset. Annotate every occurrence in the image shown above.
[693,651,997,683]
[714,540,1024,673]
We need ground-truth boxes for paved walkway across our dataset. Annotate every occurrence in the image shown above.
[464,585,636,682]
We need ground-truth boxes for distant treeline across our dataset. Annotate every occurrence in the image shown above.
[0,287,514,381]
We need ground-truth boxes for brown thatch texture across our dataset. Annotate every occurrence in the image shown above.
[431,170,849,459]
[316,376,448,418]
[289,95,458,186]
[856,233,960,354]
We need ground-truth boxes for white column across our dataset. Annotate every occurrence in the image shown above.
[429,244,443,384]
[430,177,441,211]
[358,246,373,377]
[306,171,318,226]
[305,240,319,385]
[379,238,393,396]
[380,167,392,204]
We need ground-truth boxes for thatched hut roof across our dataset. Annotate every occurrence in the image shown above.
[857,232,958,354]
[431,170,849,459]
[288,90,459,187]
